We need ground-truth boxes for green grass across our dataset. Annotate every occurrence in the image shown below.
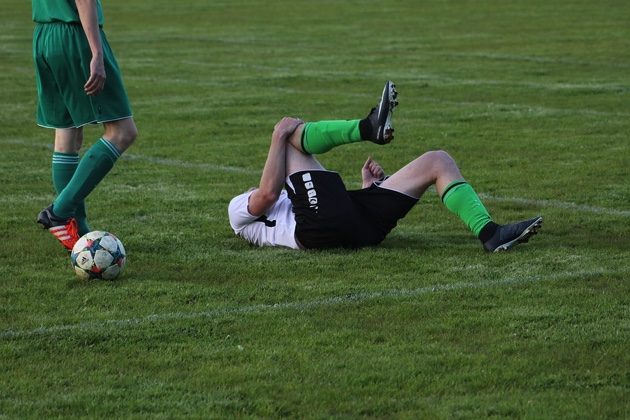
[1,0,629,417]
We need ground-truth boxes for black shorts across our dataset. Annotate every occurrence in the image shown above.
[286,170,418,249]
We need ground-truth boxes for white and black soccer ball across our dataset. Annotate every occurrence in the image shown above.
[71,231,126,280]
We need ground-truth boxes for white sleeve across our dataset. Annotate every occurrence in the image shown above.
[228,191,258,233]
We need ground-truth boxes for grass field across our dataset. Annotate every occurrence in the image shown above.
[1,0,629,417]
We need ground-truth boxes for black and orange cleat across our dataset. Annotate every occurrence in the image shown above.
[37,205,80,251]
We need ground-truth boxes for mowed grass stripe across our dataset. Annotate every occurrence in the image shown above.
[425,51,630,69]
[123,72,630,100]
[2,0,629,417]
[418,97,630,118]
[0,269,619,340]
[131,87,630,119]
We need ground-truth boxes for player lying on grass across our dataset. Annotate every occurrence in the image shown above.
[228,81,542,252]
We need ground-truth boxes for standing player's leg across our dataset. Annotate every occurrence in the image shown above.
[51,127,91,236]
[50,118,137,221]
[297,80,398,155]
[38,118,137,250]
[380,150,542,251]
[36,24,136,250]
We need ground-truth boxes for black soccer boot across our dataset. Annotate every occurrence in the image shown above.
[364,80,398,144]
[481,216,543,252]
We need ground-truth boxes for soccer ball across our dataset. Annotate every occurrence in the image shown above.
[71,231,126,280]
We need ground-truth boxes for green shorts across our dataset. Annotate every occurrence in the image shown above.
[33,22,132,129]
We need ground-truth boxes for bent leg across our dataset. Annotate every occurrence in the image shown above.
[300,120,364,154]
[286,124,326,175]
[285,79,397,155]
[380,150,463,199]
[381,150,492,237]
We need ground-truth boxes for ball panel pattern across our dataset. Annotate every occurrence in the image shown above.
[70,231,126,280]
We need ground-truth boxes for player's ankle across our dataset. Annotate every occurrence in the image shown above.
[478,221,499,243]
[358,117,373,140]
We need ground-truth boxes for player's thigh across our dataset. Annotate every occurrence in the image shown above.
[286,138,325,175]
[379,151,462,198]
[94,31,133,124]
[33,25,75,128]
[42,24,95,122]
[379,158,435,199]
[34,62,75,128]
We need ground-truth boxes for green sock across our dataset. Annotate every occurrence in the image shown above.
[52,152,91,235]
[441,180,492,237]
[301,119,363,154]
[53,138,120,219]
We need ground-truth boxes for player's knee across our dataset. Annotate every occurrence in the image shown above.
[432,150,454,164]
[74,131,84,151]
[123,124,138,147]
[106,122,137,151]
[116,130,136,151]
[272,117,290,135]
[422,150,456,173]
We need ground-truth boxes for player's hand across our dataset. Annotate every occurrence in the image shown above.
[361,156,385,188]
[273,117,304,139]
[84,55,106,96]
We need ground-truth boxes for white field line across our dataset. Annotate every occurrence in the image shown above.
[478,194,630,218]
[0,269,616,340]
[0,139,258,175]
[2,138,628,218]
[122,153,258,174]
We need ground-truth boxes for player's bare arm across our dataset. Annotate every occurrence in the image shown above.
[76,0,105,96]
[247,117,304,216]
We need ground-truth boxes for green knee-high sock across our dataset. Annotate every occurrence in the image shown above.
[301,120,364,154]
[53,138,121,219]
[442,180,492,237]
[52,152,91,235]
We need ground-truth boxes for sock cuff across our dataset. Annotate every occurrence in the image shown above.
[300,122,313,155]
[99,138,121,160]
[441,179,468,203]
[52,152,79,165]
[358,118,371,140]
[478,221,500,241]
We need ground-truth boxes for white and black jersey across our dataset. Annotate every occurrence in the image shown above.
[229,170,417,250]
[228,190,299,249]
